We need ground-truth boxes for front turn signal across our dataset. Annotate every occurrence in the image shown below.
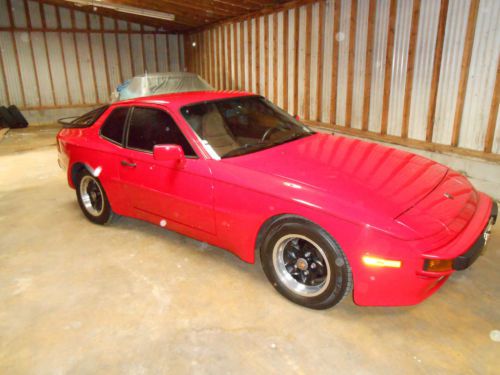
[362,256,402,268]
[423,259,453,272]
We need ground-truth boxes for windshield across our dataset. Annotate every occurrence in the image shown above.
[180,96,314,158]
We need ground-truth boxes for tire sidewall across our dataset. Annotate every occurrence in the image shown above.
[260,219,351,309]
[76,170,113,225]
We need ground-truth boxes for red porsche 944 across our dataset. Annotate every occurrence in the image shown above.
[57,91,497,309]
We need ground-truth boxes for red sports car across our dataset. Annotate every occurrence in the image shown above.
[57,91,497,309]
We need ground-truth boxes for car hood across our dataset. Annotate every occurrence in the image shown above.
[222,133,453,232]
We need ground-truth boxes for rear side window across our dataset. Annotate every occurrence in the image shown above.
[100,107,129,144]
[127,107,196,156]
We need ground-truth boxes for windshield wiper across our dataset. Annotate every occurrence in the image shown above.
[221,132,314,158]
[221,142,272,158]
[272,132,313,146]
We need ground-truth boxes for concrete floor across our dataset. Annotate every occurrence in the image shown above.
[1,126,499,374]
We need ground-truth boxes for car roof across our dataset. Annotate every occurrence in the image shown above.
[113,90,256,109]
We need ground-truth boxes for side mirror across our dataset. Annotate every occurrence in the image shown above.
[153,144,185,162]
[293,114,300,121]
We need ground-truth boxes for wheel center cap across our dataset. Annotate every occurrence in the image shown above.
[296,258,308,271]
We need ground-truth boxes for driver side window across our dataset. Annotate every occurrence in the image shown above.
[126,107,196,157]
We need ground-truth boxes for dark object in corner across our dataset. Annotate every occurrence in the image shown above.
[8,105,28,128]
[0,105,28,128]
[0,106,15,128]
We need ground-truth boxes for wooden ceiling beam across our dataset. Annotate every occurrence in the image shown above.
[33,0,291,32]
[182,0,255,13]
[188,0,317,33]
[156,1,241,18]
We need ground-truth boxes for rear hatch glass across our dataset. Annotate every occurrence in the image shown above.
[58,106,109,128]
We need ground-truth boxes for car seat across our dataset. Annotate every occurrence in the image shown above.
[201,107,238,156]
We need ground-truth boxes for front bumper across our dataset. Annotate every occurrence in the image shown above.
[352,194,496,306]
[452,201,497,270]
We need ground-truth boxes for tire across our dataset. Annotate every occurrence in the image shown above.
[260,218,352,309]
[75,170,115,225]
[8,105,28,128]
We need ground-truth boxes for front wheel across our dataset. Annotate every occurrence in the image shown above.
[260,219,352,309]
[76,170,114,225]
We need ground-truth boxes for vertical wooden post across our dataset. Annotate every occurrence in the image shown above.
[330,0,341,125]
[87,13,100,103]
[100,16,111,96]
[153,28,160,73]
[304,4,312,119]
[126,22,135,75]
[426,0,449,142]
[484,63,500,153]
[247,19,253,92]
[221,26,227,89]
[264,15,269,98]
[55,5,72,104]
[0,41,11,104]
[401,0,421,138]
[381,0,396,135]
[166,32,171,71]
[71,9,86,103]
[211,28,216,86]
[362,0,376,131]
[178,34,182,71]
[140,25,147,73]
[283,10,289,111]
[40,2,57,105]
[197,32,201,77]
[192,33,197,75]
[214,28,220,88]
[240,22,245,90]
[114,19,124,82]
[273,13,278,103]
[151,30,159,73]
[200,32,204,76]
[451,0,479,147]
[232,23,237,90]
[6,0,27,107]
[256,17,261,94]
[202,31,207,82]
[183,33,190,72]
[316,1,325,122]
[345,0,357,127]
[23,0,41,106]
[228,25,233,89]
[293,8,300,115]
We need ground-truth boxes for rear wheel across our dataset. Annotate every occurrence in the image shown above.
[260,219,352,309]
[76,170,114,225]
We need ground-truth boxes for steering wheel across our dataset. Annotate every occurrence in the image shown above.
[261,124,288,143]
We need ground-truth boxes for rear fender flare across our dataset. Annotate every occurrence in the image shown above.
[69,162,103,188]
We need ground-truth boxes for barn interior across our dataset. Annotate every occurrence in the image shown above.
[0,0,499,373]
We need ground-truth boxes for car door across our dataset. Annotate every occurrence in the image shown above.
[118,105,216,234]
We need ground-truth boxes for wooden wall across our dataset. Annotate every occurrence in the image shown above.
[185,0,500,162]
[0,0,185,111]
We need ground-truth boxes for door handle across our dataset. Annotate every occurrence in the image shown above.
[121,160,136,168]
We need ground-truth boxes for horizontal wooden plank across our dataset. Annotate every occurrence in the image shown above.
[0,26,173,34]
[304,120,500,163]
